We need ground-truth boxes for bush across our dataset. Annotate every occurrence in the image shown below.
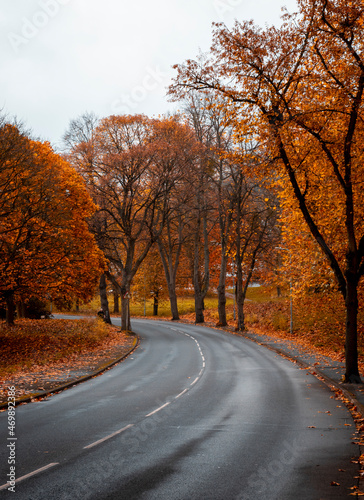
[24,297,51,319]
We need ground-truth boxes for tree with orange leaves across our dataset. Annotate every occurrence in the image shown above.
[170,0,364,381]
[0,120,105,324]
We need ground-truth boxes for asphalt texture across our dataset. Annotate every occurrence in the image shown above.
[240,329,364,412]
[0,319,362,499]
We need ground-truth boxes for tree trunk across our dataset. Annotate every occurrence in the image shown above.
[168,284,179,320]
[153,291,159,316]
[217,251,228,326]
[236,251,258,332]
[195,294,205,323]
[17,301,26,319]
[344,277,361,383]
[113,292,120,313]
[192,209,210,324]
[236,290,246,331]
[235,253,249,332]
[157,236,181,321]
[99,273,111,324]
[235,255,245,331]
[121,296,131,331]
[5,292,15,326]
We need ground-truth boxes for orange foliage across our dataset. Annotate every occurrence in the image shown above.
[0,122,105,321]
[170,0,364,381]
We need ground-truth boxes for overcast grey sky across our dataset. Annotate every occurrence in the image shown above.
[1,0,297,149]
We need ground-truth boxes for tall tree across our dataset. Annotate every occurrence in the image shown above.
[71,114,186,330]
[186,158,215,324]
[62,112,114,321]
[231,178,279,331]
[170,0,364,382]
[0,122,104,324]
[183,93,237,326]
[154,116,201,320]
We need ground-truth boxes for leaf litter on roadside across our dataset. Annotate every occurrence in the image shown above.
[0,318,135,404]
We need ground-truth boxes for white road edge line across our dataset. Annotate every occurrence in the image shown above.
[146,402,171,417]
[0,462,59,490]
[168,327,206,397]
[84,424,134,449]
[175,388,188,399]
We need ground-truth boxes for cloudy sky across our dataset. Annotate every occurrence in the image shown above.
[1,0,297,149]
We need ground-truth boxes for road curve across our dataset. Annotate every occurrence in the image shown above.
[0,319,359,499]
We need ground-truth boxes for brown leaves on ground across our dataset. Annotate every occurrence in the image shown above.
[349,487,364,496]
[237,296,364,376]
[0,318,135,404]
[331,389,364,494]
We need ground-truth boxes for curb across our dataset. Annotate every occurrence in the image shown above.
[0,334,139,410]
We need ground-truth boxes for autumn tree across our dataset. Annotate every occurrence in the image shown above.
[154,116,201,320]
[231,178,279,331]
[62,112,114,321]
[184,152,215,324]
[70,114,188,330]
[183,93,239,326]
[170,0,364,381]
[82,114,161,330]
[180,92,280,328]
[0,121,104,324]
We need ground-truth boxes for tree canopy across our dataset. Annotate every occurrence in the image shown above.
[0,121,105,323]
[169,0,364,382]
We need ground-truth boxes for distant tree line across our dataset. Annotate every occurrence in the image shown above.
[64,110,279,331]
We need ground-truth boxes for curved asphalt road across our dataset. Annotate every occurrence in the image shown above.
[0,319,360,499]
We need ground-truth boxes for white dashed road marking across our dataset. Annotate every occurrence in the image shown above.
[0,462,59,491]
[4,326,207,489]
[84,423,134,449]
